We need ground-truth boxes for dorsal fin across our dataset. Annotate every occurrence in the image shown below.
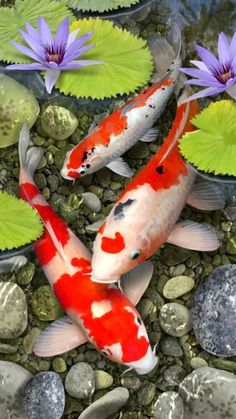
[44,220,69,264]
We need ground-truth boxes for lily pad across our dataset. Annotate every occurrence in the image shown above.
[0,192,43,251]
[56,18,153,99]
[179,100,236,177]
[67,0,139,12]
[0,0,74,64]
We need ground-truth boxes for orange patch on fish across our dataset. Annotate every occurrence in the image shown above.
[101,232,125,253]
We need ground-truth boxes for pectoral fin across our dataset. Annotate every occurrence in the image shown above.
[34,315,88,357]
[187,178,225,211]
[106,158,133,177]
[140,127,159,142]
[121,261,154,305]
[167,220,220,251]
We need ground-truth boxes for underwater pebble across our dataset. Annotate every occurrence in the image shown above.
[82,192,102,213]
[190,357,208,369]
[163,276,195,299]
[78,387,129,419]
[163,365,186,388]
[52,357,67,373]
[137,383,156,406]
[41,106,78,140]
[0,74,39,148]
[23,371,65,419]
[154,391,184,419]
[94,370,113,390]
[0,343,17,354]
[191,265,236,356]
[160,336,183,357]
[159,303,192,337]
[0,361,32,419]
[23,327,41,354]
[120,375,141,390]
[65,362,95,399]
[161,246,191,266]
[0,282,27,339]
[179,367,236,419]
[17,261,35,285]
[127,142,150,159]
[31,285,64,321]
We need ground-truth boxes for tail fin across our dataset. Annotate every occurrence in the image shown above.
[19,123,44,176]
[148,24,181,83]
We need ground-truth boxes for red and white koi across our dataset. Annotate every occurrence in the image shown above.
[91,88,224,283]
[61,25,182,180]
[18,125,157,374]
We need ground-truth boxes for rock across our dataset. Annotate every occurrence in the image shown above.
[179,367,236,419]
[163,365,186,388]
[127,142,150,159]
[161,246,191,266]
[159,303,192,337]
[137,383,156,406]
[120,375,141,390]
[160,336,183,357]
[0,74,39,148]
[190,357,208,369]
[94,370,113,390]
[31,285,64,321]
[54,145,73,170]
[0,343,17,353]
[41,106,78,140]
[226,236,236,255]
[0,361,32,419]
[191,265,236,356]
[82,192,102,213]
[47,174,59,193]
[0,281,27,339]
[78,387,129,419]
[23,327,41,354]
[17,261,35,285]
[163,276,195,299]
[154,391,184,419]
[52,357,67,373]
[24,371,65,419]
[65,362,95,399]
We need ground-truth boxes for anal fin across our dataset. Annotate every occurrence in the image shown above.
[187,178,225,211]
[167,220,220,251]
[34,315,88,357]
[106,158,133,177]
[140,127,159,142]
[121,261,154,305]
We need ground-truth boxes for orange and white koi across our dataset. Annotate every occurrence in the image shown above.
[18,125,157,374]
[61,26,182,180]
[91,88,224,283]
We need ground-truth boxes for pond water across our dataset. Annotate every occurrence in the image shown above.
[0,0,236,418]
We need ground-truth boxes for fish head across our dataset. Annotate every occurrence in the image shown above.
[91,220,151,283]
[61,145,106,180]
[127,345,158,375]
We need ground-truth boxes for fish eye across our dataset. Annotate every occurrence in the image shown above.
[130,249,141,260]
[135,316,142,326]
[101,349,110,357]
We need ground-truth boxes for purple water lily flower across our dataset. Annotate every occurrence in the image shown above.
[180,31,236,102]
[6,16,103,93]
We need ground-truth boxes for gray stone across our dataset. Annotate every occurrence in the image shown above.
[82,192,102,213]
[94,370,113,390]
[138,383,156,406]
[163,276,195,299]
[179,367,236,419]
[161,246,191,266]
[190,357,208,369]
[0,361,32,419]
[0,282,27,339]
[120,375,141,390]
[154,391,184,419]
[159,303,192,337]
[65,362,95,399]
[24,371,65,419]
[160,336,183,357]
[78,387,129,419]
[191,265,236,356]
[163,365,186,388]
[0,74,39,148]
[41,106,78,140]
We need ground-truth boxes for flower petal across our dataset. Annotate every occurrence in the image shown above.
[227,83,236,99]
[217,32,230,64]
[54,17,69,50]
[45,70,60,93]
[6,63,45,70]
[58,60,104,70]
[182,86,226,102]
[18,29,45,59]
[184,78,220,87]
[67,29,80,47]
[230,32,236,59]
[179,67,217,82]
[63,44,95,64]
[37,16,54,47]
[10,40,41,62]
[63,31,94,62]
[25,22,40,42]
[190,60,210,72]
[195,44,220,71]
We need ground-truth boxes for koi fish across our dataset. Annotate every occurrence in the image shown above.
[18,125,157,375]
[91,88,224,283]
[61,25,182,180]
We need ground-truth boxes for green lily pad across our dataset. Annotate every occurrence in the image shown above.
[56,18,153,99]
[179,100,236,176]
[0,191,43,251]
[67,0,139,12]
[0,0,74,64]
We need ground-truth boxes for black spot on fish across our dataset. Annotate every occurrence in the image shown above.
[156,165,164,174]
[114,199,136,220]
[82,151,88,162]
[86,164,90,168]
[162,87,165,91]
[91,147,96,152]
[145,115,148,118]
